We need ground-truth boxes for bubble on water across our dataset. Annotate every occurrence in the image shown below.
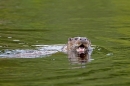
[98,48,101,51]
[6,51,12,54]
[106,53,113,56]
[18,43,25,44]
[90,59,94,60]
[52,59,55,60]
[13,40,20,42]
[8,37,12,38]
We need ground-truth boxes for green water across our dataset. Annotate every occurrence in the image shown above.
[0,0,130,86]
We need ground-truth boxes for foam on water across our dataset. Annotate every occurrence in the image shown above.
[0,44,65,58]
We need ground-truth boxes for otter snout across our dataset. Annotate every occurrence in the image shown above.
[79,37,87,43]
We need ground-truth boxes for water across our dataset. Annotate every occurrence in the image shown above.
[0,44,65,58]
[0,0,130,86]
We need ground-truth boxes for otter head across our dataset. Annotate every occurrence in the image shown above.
[68,37,91,63]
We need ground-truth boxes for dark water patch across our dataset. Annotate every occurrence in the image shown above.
[48,81,81,86]
[0,59,20,67]
[119,37,130,41]
[54,81,81,86]
[110,72,129,77]
[43,67,112,81]
[113,61,130,65]
[85,67,112,74]
[111,60,130,71]
[111,46,130,51]
[84,76,113,81]
[95,82,130,86]
[0,28,50,32]
[53,74,114,86]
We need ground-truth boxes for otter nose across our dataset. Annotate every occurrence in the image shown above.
[80,38,87,43]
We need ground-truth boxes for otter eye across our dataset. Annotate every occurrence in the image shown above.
[68,38,73,41]
[75,38,78,40]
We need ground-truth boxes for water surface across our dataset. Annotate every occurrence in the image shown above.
[0,0,130,86]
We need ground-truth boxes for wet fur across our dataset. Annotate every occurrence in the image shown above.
[65,37,93,64]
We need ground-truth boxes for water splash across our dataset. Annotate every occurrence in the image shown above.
[0,44,65,58]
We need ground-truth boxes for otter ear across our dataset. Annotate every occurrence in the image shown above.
[68,38,73,41]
